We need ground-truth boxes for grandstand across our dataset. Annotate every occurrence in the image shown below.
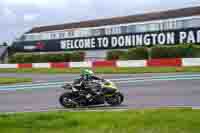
[12,6,200,60]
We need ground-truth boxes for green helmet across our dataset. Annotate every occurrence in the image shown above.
[81,69,94,77]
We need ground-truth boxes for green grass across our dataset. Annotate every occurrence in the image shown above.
[0,77,32,85]
[0,108,199,133]
[0,66,200,74]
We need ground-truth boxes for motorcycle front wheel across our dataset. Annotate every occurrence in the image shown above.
[106,92,124,106]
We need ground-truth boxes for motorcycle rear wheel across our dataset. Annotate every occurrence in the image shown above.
[59,92,78,108]
[106,92,124,106]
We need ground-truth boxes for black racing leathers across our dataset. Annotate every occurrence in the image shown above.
[73,76,103,97]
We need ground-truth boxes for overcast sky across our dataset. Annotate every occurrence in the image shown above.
[0,0,200,44]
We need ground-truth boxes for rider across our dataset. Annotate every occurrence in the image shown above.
[81,69,102,81]
[78,69,103,100]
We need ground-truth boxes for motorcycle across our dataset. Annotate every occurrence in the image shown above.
[59,79,124,108]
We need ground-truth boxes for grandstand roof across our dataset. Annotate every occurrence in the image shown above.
[27,6,200,33]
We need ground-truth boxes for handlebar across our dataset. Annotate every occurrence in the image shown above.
[62,84,72,90]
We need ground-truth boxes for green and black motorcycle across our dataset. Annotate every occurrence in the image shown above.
[59,79,124,108]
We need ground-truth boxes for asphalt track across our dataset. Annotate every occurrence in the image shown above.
[0,73,200,112]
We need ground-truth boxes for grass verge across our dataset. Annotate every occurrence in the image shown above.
[0,66,200,74]
[0,108,199,133]
[0,77,32,85]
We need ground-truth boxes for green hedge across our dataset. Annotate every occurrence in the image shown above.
[127,48,148,60]
[9,45,200,63]
[106,50,127,60]
[151,45,200,58]
[9,52,85,63]
[107,44,200,60]
[106,48,148,60]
